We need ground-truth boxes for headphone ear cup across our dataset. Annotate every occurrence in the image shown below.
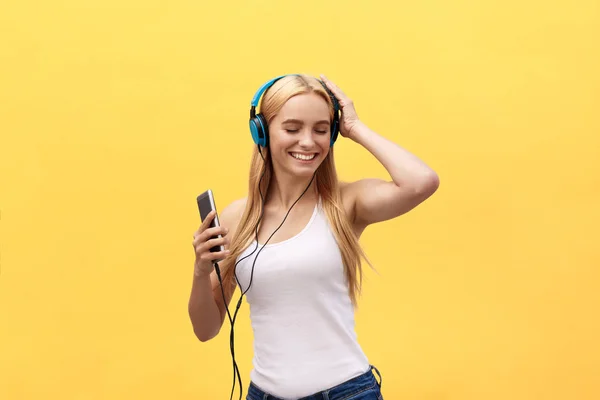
[249,113,269,147]
[249,117,262,146]
[318,79,341,147]
[257,114,269,148]
[330,112,340,147]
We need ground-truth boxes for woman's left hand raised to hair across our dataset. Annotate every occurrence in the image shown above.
[320,74,362,140]
[319,74,439,229]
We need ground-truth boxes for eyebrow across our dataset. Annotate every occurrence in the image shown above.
[282,118,329,124]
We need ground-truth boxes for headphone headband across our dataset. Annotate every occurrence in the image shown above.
[248,74,340,148]
[250,75,287,108]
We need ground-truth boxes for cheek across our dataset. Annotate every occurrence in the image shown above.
[317,134,331,148]
[268,130,287,147]
[274,135,296,151]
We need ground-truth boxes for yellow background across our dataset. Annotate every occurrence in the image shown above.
[1,0,599,399]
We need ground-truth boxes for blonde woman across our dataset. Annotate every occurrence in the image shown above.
[190,74,439,400]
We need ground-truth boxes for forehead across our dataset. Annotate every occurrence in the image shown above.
[278,93,330,122]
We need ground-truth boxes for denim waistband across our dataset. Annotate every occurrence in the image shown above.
[248,364,382,400]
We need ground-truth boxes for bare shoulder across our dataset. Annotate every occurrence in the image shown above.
[218,197,248,235]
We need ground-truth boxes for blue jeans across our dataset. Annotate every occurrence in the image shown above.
[246,365,383,400]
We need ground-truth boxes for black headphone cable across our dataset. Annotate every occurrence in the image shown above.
[213,145,317,399]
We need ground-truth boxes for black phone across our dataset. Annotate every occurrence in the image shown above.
[196,189,225,253]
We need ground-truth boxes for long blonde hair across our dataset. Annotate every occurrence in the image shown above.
[219,74,373,307]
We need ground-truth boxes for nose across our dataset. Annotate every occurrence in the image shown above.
[298,128,316,148]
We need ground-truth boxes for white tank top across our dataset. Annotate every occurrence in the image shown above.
[234,197,371,399]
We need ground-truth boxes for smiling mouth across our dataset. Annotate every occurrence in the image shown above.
[289,152,318,162]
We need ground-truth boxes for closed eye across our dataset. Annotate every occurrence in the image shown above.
[286,129,326,134]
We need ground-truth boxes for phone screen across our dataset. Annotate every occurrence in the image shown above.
[196,190,224,253]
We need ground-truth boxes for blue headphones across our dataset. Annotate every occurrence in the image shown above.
[249,74,340,148]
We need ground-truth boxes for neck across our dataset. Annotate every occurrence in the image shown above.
[266,170,318,211]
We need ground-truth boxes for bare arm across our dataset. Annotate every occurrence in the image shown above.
[344,121,440,229]
[320,75,439,230]
[188,269,229,342]
[188,198,245,342]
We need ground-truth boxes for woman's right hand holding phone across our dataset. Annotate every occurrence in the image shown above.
[192,210,230,277]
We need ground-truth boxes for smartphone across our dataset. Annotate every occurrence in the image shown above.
[196,189,225,253]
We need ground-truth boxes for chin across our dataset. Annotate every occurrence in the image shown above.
[292,167,319,178]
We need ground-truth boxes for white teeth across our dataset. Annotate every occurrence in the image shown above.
[291,153,316,161]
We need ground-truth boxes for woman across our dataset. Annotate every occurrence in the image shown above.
[189,74,439,400]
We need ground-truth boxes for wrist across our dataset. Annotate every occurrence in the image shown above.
[348,120,368,142]
[193,264,213,280]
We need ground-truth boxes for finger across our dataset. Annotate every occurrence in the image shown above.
[323,80,351,109]
[194,227,229,248]
[198,238,230,257]
[320,74,348,100]
[197,210,216,233]
[200,236,229,253]
[200,248,231,262]
[200,225,229,242]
